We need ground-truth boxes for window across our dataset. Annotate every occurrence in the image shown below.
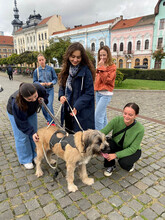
[136,40,141,50]
[159,19,165,30]
[145,39,149,50]
[113,43,117,52]
[41,33,44,40]
[127,42,132,54]
[45,33,47,40]
[157,37,163,49]
[143,58,148,66]
[3,49,7,53]
[8,49,11,52]
[42,45,44,51]
[30,36,32,43]
[38,34,41,41]
[120,42,123,51]
[100,41,104,47]
[91,43,95,51]
[119,59,123,68]
[27,37,29,43]
[135,58,140,66]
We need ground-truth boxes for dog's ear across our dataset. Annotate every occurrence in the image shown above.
[83,134,92,153]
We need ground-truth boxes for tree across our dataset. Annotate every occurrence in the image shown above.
[152,48,165,61]
[44,38,71,66]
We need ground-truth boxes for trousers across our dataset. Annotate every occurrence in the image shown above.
[7,112,37,164]
[104,138,141,171]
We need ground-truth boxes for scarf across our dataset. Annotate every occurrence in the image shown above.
[65,64,80,106]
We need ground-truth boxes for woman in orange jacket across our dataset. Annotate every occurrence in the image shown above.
[94,46,116,130]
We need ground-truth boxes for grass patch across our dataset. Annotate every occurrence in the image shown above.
[115,79,165,90]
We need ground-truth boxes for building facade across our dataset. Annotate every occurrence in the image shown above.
[50,16,122,64]
[12,1,66,54]
[0,35,14,58]
[111,15,154,69]
[151,0,165,69]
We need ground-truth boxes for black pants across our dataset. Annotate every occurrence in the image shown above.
[8,74,13,80]
[64,109,74,134]
[104,139,141,171]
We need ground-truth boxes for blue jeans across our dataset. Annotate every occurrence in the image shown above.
[7,112,37,164]
[42,88,54,123]
[95,91,112,130]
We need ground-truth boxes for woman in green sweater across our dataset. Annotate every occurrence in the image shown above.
[101,102,144,176]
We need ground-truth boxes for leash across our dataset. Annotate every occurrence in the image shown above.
[65,99,84,132]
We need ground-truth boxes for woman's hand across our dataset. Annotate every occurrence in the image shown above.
[38,97,43,104]
[70,108,77,116]
[106,153,117,161]
[60,96,67,104]
[33,133,39,142]
[98,58,105,68]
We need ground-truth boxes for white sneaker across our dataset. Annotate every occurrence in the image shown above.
[129,164,135,172]
[23,163,34,169]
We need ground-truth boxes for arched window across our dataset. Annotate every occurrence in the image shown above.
[120,42,124,51]
[113,43,117,52]
[143,58,148,66]
[135,58,140,66]
[128,42,132,54]
[91,43,95,51]
[119,59,123,68]
[136,40,141,50]
[100,41,104,47]
[145,40,149,50]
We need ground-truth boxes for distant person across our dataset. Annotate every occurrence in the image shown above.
[58,42,95,133]
[94,46,116,130]
[33,54,57,126]
[7,83,48,169]
[101,103,144,176]
[7,65,13,80]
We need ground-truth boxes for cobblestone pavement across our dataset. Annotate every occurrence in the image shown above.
[0,72,165,220]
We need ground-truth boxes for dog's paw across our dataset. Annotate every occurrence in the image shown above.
[83,177,94,185]
[68,184,78,192]
[50,159,56,165]
[35,170,43,177]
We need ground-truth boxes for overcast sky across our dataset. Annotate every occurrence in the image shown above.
[0,0,158,36]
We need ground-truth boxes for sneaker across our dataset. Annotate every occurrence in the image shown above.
[129,164,135,172]
[23,163,34,169]
[33,157,37,164]
[51,123,56,126]
[104,165,116,176]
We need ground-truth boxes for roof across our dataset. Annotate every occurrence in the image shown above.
[38,16,52,26]
[155,0,162,15]
[52,18,115,35]
[112,15,154,30]
[0,36,13,45]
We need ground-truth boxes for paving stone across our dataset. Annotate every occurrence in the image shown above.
[29,207,46,220]
[11,196,23,206]
[158,196,165,206]
[22,191,36,201]
[146,187,160,198]
[81,186,95,195]
[43,203,58,215]
[119,205,135,218]
[35,187,48,195]
[7,188,20,198]
[0,192,7,202]
[141,176,155,186]
[52,188,66,199]
[69,190,83,201]
[0,200,10,212]
[118,191,132,202]
[0,185,5,193]
[0,210,14,220]
[19,184,30,193]
[108,211,124,220]
[127,200,143,212]
[88,193,103,204]
[119,179,131,188]
[25,199,40,211]
[85,208,101,220]
[77,198,91,211]
[13,203,27,216]
[100,188,113,198]
[74,214,87,220]
[109,196,123,207]
[58,195,73,208]
[48,211,66,220]
[126,185,142,195]
[64,205,80,218]
[109,183,123,192]
[97,201,113,214]
[151,202,165,215]
[141,208,158,220]
[92,181,105,190]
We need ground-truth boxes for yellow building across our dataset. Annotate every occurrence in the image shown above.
[0,35,14,58]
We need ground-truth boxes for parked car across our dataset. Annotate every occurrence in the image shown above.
[134,65,148,69]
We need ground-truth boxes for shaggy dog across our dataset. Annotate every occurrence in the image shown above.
[34,126,108,192]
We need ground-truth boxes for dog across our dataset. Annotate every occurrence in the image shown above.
[34,126,108,192]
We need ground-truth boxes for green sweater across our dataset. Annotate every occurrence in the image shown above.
[101,116,144,159]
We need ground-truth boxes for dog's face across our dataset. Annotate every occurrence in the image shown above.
[83,130,109,156]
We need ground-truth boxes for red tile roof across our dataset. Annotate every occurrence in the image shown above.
[38,16,52,26]
[52,18,115,35]
[112,16,143,30]
[0,36,13,45]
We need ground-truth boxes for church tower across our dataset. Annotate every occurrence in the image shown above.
[11,0,23,34]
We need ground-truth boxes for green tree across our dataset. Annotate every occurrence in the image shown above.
[152,48,165,61]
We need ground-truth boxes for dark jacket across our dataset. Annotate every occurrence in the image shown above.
[58,65,95,132]
[7,83,48,135]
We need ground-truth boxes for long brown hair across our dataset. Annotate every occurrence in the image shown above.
[16,83,37,111]
[98,45,113,66]
[58,42,95,87]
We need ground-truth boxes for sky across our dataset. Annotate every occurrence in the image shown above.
[0,0,158,36]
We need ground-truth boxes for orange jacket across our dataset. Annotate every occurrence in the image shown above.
[94,64,116,92]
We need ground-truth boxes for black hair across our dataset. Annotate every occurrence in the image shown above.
[123,102,139,115]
